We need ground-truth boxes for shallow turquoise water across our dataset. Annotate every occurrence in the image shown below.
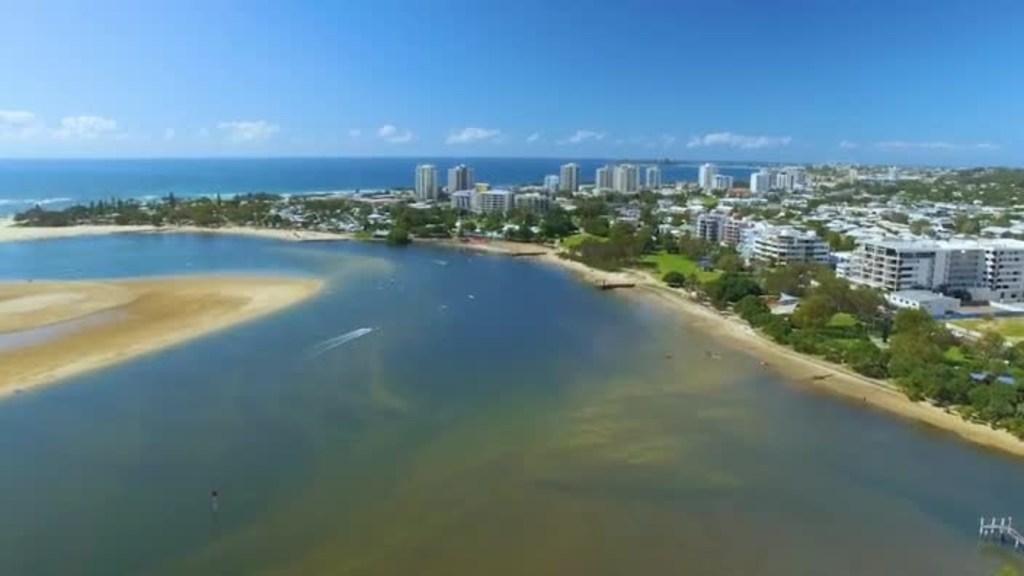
[0,234,1023,575]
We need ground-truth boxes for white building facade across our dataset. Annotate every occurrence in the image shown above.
[447,164,474,194]
[645,166,662,189]
[415,164,439,201]
[753,227,831,266]
[844,239,1024,303]
[698,163,718,190]
[559,163,579,193]
[613,164,639,193]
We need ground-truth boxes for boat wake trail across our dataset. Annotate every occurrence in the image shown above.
[308,327,375,358]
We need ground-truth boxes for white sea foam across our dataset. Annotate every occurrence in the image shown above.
[308,327,374,357]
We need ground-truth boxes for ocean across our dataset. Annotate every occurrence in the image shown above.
[0,158,758,215]
[0,233,1023,575]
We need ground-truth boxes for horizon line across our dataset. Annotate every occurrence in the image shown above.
[0,155,1015,170]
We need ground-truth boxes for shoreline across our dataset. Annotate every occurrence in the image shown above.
[0,221,356,244]
[0,275,323,398]
[530,251,1024,457]
[4,223,1024,456]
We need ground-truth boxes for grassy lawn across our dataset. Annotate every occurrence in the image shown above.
[561,233,606,250]
[951,317,1024,342]
[944,346,968,364]
[641,252,721,283]
[827,312,859,328]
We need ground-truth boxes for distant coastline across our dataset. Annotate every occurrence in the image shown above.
[4,222,1024,457]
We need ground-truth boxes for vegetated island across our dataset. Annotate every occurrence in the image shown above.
[9,192,1024,457]
[0,276,323,396]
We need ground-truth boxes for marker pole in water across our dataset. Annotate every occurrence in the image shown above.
[210,489,219,514]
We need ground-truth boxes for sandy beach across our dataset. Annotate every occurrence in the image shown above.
[0,276,323,397]
[536,253,1024,457]
[0,221,354,244]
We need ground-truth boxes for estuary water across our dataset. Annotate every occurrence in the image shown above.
[0,233,1023,575]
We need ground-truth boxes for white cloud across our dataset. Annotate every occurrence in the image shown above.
[377,124,413,144]
[446,126,501,145]
[686,131,791,149]
[659,134,677,148]
[217,120,279,143]
[839,140,859,149]
[163,128,176,141]
[0,109,41,139]
[348,128,362,138]
[559,129,605,145]
[525,132,541,143]
[875,140,999,151]
[53,115,118,140]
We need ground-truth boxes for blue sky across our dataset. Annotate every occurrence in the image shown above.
[0,0,1021,165]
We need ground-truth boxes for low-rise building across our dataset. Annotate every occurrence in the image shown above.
[753,226,830,266]
[473,189,514,214]
[886,290,961,317]
[844,238,1024,303]
[513,192,550,214]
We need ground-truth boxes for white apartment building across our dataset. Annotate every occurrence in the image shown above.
[450,189,473,212]
[415,164,439,201]
[696,211,726,244]
[559,163,580,193]
[613,164,639,193]
[447,164,474,194]
[473,189,514,214]
[844,238,1024,303]
[712,174,734,191]
[543,174,560,193]
[753,226,831,266]
[595,165,614,191]
[645,166,662,189]
[750,169,772,194]
[698,163,718,190]
[722,216,750,247]
[513,192,550,214]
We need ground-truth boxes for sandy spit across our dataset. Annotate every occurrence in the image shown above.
[0,221,355,243]
[0,276,323,397]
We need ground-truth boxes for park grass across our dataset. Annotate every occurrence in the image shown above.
[562,233,606,250]
[641,252,721,283]
[951,317,1024,343]
[827,312,859,328]
[944,346,969,365]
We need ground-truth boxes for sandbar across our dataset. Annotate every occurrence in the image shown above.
[0,275,323,397]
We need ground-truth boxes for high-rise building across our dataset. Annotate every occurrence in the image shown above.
[698,163,718,190]
[613,164,639,193]
[559,163,580,193]
[645,166,662,189]
[750,169,772,194]
[712,174,734,191]
[543,174,560,193]
[595,165,614,191]
[415,164,438,201]
[773,171,795,192]
[447,164,474,193]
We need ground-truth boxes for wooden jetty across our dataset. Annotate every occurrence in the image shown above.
[979,517,1024,550]
[596,280,636,290]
